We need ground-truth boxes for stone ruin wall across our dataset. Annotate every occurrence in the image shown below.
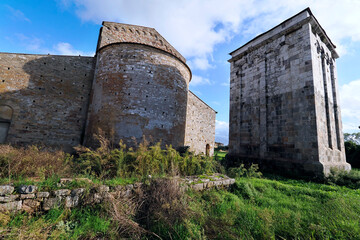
[0,175,235,213]
[228,9,350,175]
[0,53,95,151]
[185,91,216,155]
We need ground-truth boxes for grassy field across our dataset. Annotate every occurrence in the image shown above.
[2,175,360,239]
[186,177,360,239]
[1,145,360,239]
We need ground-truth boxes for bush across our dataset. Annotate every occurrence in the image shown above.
[227,164,262,179]
[0,145,71,181]
[139,178,191,239]
[345,141,360,168]
[73,136,222,180]
[326,168,360,189]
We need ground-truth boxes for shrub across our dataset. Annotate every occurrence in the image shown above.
[0,144,71,181]
[344,141,360,168]
[139,178,190,239]
[326,168,360,189]
[104,190,146,238]
[228,164,262,179]
[74,136,221,179]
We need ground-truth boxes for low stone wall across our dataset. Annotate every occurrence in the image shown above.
[0,174,235,213]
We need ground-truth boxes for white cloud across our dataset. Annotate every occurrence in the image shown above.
[190,75,212,87]
[340,79,360,133]
[53,42,94,56]
[188,57,212,70]
[61,0,360,68]
[6,5,31,22]
[215,120,229,145]
[14,34,43,51]
[9,34,94,57]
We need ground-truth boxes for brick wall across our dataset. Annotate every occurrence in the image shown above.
[0,53,95,150]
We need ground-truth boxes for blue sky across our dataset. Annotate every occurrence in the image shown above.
[1,0,360,144]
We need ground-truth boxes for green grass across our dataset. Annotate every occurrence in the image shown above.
[182,177,360,239]
[2,206,111,239]
[2,175,360,239]
[214,150,227,161]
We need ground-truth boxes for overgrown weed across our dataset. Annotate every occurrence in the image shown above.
[326,168,360,189]
[0,144,71,182]
[73,135,221,180]
[227,164,262,178]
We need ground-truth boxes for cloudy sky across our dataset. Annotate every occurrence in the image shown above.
[1,0,360,144]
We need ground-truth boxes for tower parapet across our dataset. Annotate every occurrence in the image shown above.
[98,22,186,64]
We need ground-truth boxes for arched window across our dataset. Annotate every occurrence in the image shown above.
[206,144,210,156]
[0,105,13,143]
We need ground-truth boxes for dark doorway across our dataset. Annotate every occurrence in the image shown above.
[0,105,13,143]
[206,144,210,156]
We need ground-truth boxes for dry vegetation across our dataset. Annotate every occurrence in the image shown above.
[0,145,72,182]
[1,139,360,239]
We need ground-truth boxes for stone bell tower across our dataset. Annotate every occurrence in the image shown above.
[228,8,351,176]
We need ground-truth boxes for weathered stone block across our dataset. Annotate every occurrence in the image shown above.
[43,197,62,211]
[18,185,37,194]
[54,189,71,197]
[125,184,134,191]
[0,185,14,196]
[22,199,41,213]
[206,181,214,188]
[71,188,85,197]
[0,195,18,203]
[191,183,204,191]
[20,194,36,199]
[37,192,50,198]
[97,185,109,193]
[65,196,79,208]
[0,201,22,211]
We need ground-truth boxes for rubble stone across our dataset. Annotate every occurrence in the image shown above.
[0,185,14,196]
[18,185,37,194]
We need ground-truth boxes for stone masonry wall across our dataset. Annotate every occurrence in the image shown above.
[84,44,191,148]
[229,22,318,167]
[309,26,349,174]
[99,22,186,63]
[228,8,350,175]
[0,53,95,151]
[0,175,235,213]
[0,22,216,155]
[185,91,216,156]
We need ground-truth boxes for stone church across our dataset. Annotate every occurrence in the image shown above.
[0,22,216,155]
[228,8,351,176]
